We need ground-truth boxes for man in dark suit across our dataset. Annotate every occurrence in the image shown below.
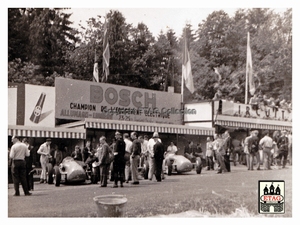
[113,131,126,188]
[98,136,111,187]
[153,133,165,182]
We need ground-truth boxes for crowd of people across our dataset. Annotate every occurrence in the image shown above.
[8,127,292,196]
[213,89,292,113]
[205,129,292,173]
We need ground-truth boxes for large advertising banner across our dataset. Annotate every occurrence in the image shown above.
[24,84,55,127]
[55,78,183,124]
[214,100,292,122]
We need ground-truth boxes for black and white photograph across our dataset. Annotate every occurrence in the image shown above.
[4,0,298,221]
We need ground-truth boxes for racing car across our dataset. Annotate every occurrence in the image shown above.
[48,157,87,186]
[164,152,203,175]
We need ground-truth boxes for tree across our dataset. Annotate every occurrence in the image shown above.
[28,8,78,76]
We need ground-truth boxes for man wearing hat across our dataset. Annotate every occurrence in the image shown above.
[147,132,161,180]
[9,136,31,196]
[37,138,52,183]
[276,129,289,168]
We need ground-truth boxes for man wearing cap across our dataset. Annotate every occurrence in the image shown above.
[9,136,31,196]
[276,130,289,168]
[147,132,161,180]
[112,131,126,188]
[244,130,260,170]
[259,130,274,170]
[37,138,52,183]
[130,132,141,184]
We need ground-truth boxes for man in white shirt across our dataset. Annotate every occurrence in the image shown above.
[147,132,161,180]
[10,136,31,196]
[123,133,132,183]
[166,142,178,155]
[259,130,273,170]
[37,138,52,183]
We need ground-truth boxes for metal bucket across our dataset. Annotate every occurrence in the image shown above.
[93,195,127,217]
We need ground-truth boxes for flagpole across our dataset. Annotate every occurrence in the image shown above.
[181,28,186,103]
[245,32,249,104]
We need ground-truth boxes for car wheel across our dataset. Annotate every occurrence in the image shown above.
[143,160,149,179]
[47,163,54,184]
[48,168,54,184]
[196,157,202,174]
[54,166,61,187]
[91,167,99,184]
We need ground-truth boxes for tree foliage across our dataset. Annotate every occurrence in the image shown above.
[8,8,292,102]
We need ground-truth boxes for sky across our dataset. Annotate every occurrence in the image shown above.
[63,7,288,38]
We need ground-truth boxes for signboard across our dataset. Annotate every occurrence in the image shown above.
[24,84,55,127]
[214,100,292,122]
[55,78,183,124]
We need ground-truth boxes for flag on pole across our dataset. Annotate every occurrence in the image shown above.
[102,19,110,82]
[93,50,99,82]
[213,67,222,81]
[246,32,255,95]
[182,33,195,96]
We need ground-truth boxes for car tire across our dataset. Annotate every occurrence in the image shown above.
[166,165,172,176]
[143,160,149,179]
[47,163,54,184]
[54,166,61,187]
[196,157,202,174]
[91,167,99,184]
[48,168,54,184]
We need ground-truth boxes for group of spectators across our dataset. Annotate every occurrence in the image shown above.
[213,89,292,113]
[70,131,166,188]
[9,127,292,195]
[205,129,292,173]
[249,94,292,112]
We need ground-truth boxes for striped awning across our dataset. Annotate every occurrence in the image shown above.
[85,118,214,136]
[8,125,86,139]
[215,115,292,131]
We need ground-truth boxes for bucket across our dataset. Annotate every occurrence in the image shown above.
[93,195,127,217]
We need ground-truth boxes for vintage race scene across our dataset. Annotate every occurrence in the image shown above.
[7,5,292,218]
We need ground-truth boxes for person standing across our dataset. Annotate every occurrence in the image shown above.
[231,137,242,166]
[153,136,165,182]
[37,138,52,183]
[259,130,274,170]
[97,136,111,187]
[147,132,161,181]
[287,131,292,166]
[244,130,260,170]
[71,145,82,161]
[139,135,149,169]
[123,133,132,183]
[215,134,227,174]
[82,141,92,163]
[113,131,126,188]
[23,138,34,191]
[9,136,31,196]
[130,132,141,185]
[206,137,214,170]
[276,130,289,168]
[223,130,232,172]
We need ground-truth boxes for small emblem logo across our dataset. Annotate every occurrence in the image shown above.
[259,180,285,214]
